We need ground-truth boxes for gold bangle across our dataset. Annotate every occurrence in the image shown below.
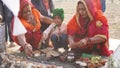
[77,41,84,48]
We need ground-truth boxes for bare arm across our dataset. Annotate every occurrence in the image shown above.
[88,37,106,45]
[17,34,27,47]
[68,35,77,48]
[17,34,33,56]
[40,14,54,24]
[76,36,106,48]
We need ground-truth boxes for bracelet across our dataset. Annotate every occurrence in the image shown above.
[76,41,84,48]
[23,43,28,49]
[86,37,92,45]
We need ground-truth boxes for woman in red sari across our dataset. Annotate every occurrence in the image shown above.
[67,0,111,56]
[12,0,53,56]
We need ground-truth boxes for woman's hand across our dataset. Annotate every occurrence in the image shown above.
[68,39,78,48]
[68,35,77,48]
[24,44,33,56]
[76,38,87,48]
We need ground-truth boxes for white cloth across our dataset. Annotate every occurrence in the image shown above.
[43,23,56,36]
[2,0,27,36]
[2,0,19,16]
[13,16,27,36]
[43,23,56,40]
[51,23,67,35]
[109,39,120,67]
[43,23,67,40]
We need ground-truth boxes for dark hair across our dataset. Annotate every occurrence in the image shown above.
[77,1,83,5]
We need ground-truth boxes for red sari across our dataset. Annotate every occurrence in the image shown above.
[94,0,102,10]
[12,0,42,50]
[67,0,111,56]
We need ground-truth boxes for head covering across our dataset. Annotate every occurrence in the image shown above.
[76,0,96,21]
[53,8,64,21]
[76,0,107,23]
[18,0,34,17]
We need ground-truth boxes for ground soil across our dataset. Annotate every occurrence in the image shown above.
[53,0,120,39]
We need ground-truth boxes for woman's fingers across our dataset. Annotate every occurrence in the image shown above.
[25,48,33,56]
[24,44,33,56]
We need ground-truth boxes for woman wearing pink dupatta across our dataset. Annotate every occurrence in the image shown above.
[67,0,111,56]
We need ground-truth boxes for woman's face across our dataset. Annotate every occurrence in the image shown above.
[78,3,88,18]
[54,16,62,26]
[21,5,32,20]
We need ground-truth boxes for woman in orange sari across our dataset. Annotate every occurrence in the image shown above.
[12,0,53,56]
[67,0,111,56]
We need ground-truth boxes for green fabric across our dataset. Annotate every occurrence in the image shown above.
[82,53,101,58]
[53,8,64,21]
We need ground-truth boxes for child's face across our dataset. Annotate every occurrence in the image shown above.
[53,16,62,26]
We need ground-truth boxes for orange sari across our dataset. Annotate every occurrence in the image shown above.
[67,0,110,56]
[20,8,42,50]
[12,0,42,50]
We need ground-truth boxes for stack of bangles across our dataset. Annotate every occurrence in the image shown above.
[86,37,92,45]
[23,43,29,50]
[77,37,92,48]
